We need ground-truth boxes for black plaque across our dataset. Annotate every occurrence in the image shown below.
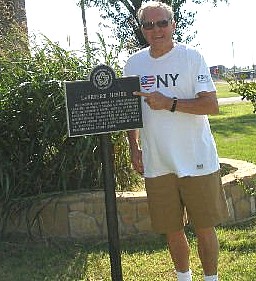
[65,65,142,137]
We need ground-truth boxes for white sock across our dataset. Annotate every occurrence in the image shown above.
[176,269,192,281]
[204,275,218,281]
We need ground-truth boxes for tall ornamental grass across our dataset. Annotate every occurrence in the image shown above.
[0,29,141,211]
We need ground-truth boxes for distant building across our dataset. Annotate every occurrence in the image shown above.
[233,70,255,80]
[210,65,255,80]
[210,65,226,79]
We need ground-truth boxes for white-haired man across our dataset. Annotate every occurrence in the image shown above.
[124,1,229,281]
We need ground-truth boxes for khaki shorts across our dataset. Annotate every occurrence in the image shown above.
[145,171,229,234]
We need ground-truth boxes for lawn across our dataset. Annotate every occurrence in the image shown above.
[0,218,255,281]
[215,81,240,98]
[209,103,256,164]
[0,90,255,281]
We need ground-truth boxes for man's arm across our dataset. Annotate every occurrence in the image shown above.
[134,91,219,115]
[175,91,219,115]
[127,129,144,175]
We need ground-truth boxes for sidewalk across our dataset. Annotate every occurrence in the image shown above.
[218,96,248,105]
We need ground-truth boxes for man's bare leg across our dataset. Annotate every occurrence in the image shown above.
[195,227,219,276]
[167,229,190,272]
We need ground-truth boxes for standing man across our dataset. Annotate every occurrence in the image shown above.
[124,1,229,281]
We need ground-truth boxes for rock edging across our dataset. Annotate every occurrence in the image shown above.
[1,158,256,240]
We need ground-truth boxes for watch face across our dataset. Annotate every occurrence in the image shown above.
[90,64,116,90]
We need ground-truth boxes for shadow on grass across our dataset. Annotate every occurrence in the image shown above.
[217,218,256,253]
[210,113,256,137]
[0,232,169,281]
[0,218,255,280]
[0,234,118,281]
[120,218,256,256]
[120,233,167,254]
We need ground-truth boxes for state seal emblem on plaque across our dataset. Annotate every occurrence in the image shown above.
[90,64,116,90]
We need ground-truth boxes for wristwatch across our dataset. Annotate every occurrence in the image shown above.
[170,97,178,112]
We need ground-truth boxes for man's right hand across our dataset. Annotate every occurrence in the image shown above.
[130,147,144,175]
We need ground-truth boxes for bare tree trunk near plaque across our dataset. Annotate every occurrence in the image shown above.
[79,0,89,45]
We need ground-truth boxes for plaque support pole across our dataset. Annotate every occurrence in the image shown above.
[100,133,123,281]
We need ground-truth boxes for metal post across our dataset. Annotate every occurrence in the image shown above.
[100,133,123,281]
[232,41,236,74]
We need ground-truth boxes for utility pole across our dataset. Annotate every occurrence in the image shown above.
[232,41,236,75]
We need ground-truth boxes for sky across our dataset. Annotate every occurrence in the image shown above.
[25,0,256,69]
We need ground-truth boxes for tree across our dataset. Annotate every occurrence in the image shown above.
[79,0,228,48]
[0,0,28,36]
[0,0,29,59]
[79,0,89,44]
[13,0,27,31]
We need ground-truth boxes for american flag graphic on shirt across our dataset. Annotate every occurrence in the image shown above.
[141,75,155,90]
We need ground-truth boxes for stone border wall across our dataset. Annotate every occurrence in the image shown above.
[2,158,256,240]
[220,158,256,222]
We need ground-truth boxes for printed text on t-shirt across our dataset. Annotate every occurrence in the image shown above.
[141,73,179,90]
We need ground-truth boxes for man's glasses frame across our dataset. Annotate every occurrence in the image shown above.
[140,18,172,30]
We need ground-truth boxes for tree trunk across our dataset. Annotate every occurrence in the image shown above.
[0,0,28,36]
[80,0,89,45]
[0,0,29,54]
[14,0,28,32]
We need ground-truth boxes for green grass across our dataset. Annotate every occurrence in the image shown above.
[215,81,240,98]
[209,103,256,164]
[0,218,255,280]
[0,84,255,281]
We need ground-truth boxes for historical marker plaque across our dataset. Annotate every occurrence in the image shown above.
[64,65,142,137]
[64,65,142,281]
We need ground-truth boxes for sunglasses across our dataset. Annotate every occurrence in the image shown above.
[141,18,172,30]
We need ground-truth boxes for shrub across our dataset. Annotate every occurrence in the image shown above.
[228,76,256,113]
[0,29,142,205]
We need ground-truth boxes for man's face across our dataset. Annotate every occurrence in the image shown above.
[140,7,175,49]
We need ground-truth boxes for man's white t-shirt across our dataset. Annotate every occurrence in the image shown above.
[124,44,220,178]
